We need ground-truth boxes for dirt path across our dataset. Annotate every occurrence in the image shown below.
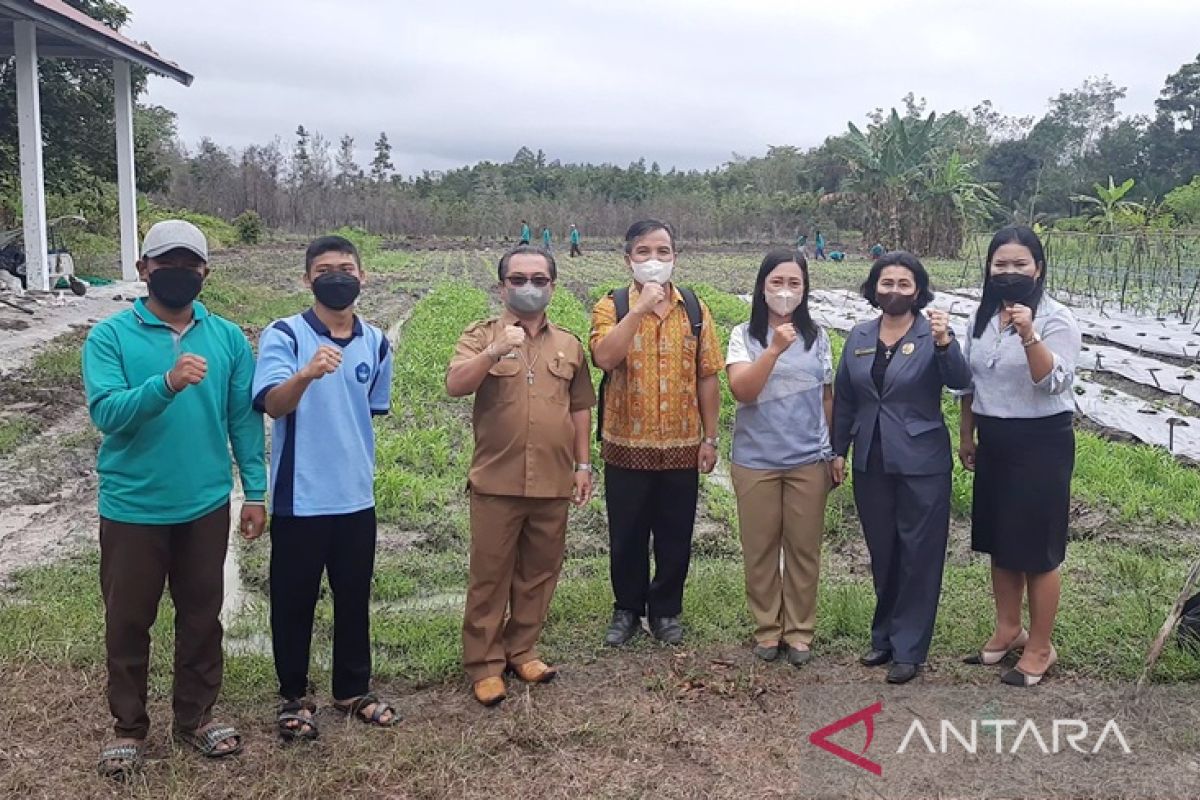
[1,648,1196,799]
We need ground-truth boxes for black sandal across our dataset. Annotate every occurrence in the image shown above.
[174,722,244,758]
[332,693,399,727]
[96,741,143,779]
[277,698,319,742]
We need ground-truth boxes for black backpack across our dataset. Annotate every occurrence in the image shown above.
[595,285,703,442]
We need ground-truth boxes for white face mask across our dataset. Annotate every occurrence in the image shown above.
[766,290,800,316]
[632,258,674,286]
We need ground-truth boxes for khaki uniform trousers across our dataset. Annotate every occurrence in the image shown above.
[730,461,830,647]
[462,492,569,681]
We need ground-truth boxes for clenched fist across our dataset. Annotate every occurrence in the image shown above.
[1008,303,1035,341]
[167,354,207,392]
[768,323,798,355]
[300,344,343,380]
[491,325,526,358]
[926,309,952,347]
[633,281,667,314]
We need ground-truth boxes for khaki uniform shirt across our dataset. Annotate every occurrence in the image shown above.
[451,312,596,498]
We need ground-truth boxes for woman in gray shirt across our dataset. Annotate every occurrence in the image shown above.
[959,225,1081,688]
[727,249,834,668]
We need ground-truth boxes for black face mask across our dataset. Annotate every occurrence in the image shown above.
[148,267,203,309]
[877,292,915,317]
[312,272,361,310]
[988,273,1037,303]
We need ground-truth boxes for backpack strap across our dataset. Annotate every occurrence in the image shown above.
[595,287,630,442]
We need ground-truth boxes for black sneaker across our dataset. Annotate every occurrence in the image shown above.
[604,609,641,647]
[648,616,684,645]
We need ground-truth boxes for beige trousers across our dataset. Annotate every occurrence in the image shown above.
[730,461,830,647]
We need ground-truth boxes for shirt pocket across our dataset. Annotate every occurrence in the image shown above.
[483,356,523,404]
[547,357,575,404]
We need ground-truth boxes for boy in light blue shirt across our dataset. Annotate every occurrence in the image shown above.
[252,235,396,739]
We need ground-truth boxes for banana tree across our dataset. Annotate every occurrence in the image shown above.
[1072,176,1145,235]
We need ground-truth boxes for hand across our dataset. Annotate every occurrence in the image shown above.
[491,325,526,358]
[829,456,846,487]
[300,344,342,380]
[698,441,718,474]
[633,281,667,315]
[1009,303,1035,341]
[926,309,952,347]
[572,470,593,507]
[167,354,207,392]
[768,323,798,355]
[239,503,266,541]
[959,438,977,472]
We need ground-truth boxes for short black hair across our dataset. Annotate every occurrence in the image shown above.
[305,235,360,272]
[860,251,934,311]
[498,245,557,282]
[624,219,676,254]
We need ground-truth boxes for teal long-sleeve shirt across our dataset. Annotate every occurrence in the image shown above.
[82,298,267,524]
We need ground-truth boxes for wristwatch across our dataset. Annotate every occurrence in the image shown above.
[702,436,719,447]
[1022,331,1042,348]
[574,463,592,473]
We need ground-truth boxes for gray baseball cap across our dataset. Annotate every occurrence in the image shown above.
[141,220,209,262]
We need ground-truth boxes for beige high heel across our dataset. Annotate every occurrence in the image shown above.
[1001,645,1058,687]
[963,628,1029,665]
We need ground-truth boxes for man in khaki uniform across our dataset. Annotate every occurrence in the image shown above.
[446,245,596,706]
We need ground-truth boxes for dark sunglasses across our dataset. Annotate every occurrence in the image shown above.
[505,275,552,287]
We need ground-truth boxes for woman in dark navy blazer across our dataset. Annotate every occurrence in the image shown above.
[832,252,971,684]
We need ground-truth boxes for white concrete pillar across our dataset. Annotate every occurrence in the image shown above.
[13,21,48,292]
[113,59,139,281]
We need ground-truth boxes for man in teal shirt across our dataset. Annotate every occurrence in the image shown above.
[542,225,553,251]
[569,223,582,257]
[84,220,266,778]
[520,220,531,245]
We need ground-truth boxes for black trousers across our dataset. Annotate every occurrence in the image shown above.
[269,507,377,701]
[852,464,950,664]
[604,465,699,618]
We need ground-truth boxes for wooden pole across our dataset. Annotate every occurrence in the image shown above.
[1135,557,1200,696]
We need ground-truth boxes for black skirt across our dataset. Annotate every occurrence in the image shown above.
[970,412,1075,573]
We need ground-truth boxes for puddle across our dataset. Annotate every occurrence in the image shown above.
[374,592,467,614]
[220,494,250,626]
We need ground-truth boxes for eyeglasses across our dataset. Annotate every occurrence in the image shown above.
[505,275,552,287]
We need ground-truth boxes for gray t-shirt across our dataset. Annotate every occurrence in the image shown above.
[726,323,834,470]
[962,294,1080,418]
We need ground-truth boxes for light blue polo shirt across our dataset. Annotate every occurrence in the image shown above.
[252,309,393,517]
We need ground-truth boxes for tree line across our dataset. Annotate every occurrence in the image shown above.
[3,1,1200,257]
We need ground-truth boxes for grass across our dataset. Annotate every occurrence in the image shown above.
[3,247,1200,772]
[0,415,34,456]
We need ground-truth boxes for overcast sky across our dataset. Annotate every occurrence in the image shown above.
[126,0,1200,176]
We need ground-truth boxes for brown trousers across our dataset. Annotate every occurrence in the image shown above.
[99,503,230,739]
[462,492,569,681]
[730,462,830,647]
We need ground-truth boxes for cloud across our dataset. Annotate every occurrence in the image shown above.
[127,0,1200,175]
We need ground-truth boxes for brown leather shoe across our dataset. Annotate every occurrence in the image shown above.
[510,659,558,684]
[473,676,507,707]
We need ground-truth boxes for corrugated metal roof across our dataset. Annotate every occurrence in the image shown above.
[0,0,192,85]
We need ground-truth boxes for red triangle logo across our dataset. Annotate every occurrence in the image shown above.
[808,701,884,776]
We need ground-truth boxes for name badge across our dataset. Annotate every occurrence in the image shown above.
[854,347,874,357]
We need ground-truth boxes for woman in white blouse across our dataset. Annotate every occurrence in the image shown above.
[958,225,1081,688]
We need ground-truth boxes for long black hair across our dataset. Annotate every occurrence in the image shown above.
[748,248,819,350]
[972,225,1047,339]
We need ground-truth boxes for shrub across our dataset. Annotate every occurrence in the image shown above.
[233,210,264,245]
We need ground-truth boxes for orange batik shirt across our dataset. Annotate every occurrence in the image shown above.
[589,283,723,471]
